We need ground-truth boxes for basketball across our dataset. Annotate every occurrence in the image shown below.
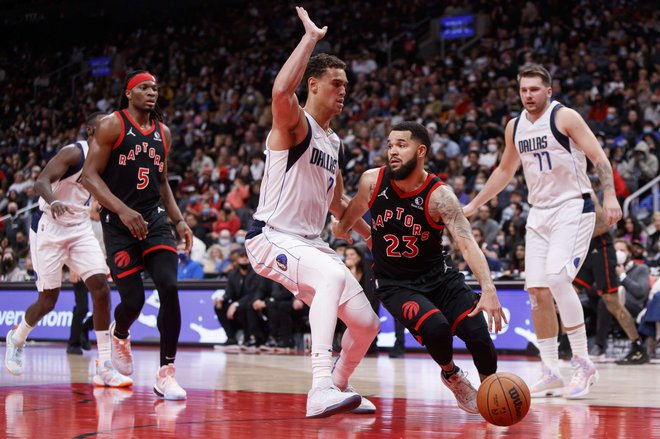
[477,372,530,426]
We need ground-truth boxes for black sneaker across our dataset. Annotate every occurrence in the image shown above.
[589,343,605,362]
[67,345,83,355]
[615,344,650,365]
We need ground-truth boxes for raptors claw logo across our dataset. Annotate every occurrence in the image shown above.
[402,301,420,320]
[114,250,131,268]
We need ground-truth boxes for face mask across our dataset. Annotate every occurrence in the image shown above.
[463,136,472,143]
[487,143,498,153]
[238,262,250,270]
[475,183,485,192]
[496,235,505,246]
[506,184,516,192]
[643,127,653,133]
[616,250,628,265]
[235,236,246,244]
[219,238,231,245]
[3,258,14,270]
[606,114,616,121]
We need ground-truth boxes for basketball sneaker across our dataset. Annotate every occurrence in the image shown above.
[441,368,479,414]
[564,357,599,399]
[154,364,187,400]
[615,343,650,365]
[5,328,24,376]
[306,377,361,418]
[109,321,133,375]
[344,384,376,414]
[93,359,134,388]
[530,365,565,398]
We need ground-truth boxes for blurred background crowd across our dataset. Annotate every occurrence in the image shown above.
[0,0,658,349]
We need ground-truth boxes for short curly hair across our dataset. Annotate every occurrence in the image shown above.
[303,53,346,84]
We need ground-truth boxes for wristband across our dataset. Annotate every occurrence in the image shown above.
[50,200,62,206]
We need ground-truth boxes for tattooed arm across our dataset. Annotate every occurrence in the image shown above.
[557,107,622,226]
[429,185,506,332]
[332,168,379,242]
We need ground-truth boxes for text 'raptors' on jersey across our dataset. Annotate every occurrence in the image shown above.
[102,109,168,214]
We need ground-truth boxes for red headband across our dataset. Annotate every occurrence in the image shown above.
[127,73,156,90]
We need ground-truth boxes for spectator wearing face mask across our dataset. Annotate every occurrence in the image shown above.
[177,241,204,280]
[479,138,500,169]
[1,248,27,282]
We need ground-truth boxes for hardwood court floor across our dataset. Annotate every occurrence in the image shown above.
[1,344,659,438]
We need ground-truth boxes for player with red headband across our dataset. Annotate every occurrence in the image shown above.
[82,70,192,400]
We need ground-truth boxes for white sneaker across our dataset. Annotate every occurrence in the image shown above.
[109,321,133,376]
[306,377,361,418]
[441,368,478,414]
[564,357,599,399]
[154,364,187,400]
[530,365,565,398]
[93,359,134,388]
[5,328,25,376]
[345,385,376,414]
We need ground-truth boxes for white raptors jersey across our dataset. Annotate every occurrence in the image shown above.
[513,100,592,208]
[253,112,342,236]
[38,141,92,225]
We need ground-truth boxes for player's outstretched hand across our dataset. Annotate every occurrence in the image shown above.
[330,215,353,244]
[296,6,327,41]
[468,290,508,334]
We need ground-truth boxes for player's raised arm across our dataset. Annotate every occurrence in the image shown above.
[269,7,327,151]
[429,185,507,333]
[34,145,82,219]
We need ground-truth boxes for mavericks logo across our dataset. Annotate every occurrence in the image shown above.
[276,253,288,271]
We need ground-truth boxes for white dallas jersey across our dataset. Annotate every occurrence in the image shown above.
[513,100,592,208]
[38,141,92,225]
[254,112,342,236]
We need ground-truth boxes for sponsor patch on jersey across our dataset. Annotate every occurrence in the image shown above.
[411,196,424,210]
[573,257,581,268]
[154,131,162,142]
[276,253,288,271]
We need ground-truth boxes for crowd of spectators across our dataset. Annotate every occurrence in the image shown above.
[0,1,658,347]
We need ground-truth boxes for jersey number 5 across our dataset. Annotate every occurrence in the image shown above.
[384,234,419,258]
[137,167,150,190]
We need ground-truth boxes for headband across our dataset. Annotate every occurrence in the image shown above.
[127,73,157,90]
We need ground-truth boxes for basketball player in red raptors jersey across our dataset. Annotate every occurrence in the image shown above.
[334,122,507,414]
[82,70,192,400]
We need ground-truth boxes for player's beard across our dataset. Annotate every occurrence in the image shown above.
[387,155,418,180]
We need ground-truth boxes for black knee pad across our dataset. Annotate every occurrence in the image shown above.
[462,326,497,375]
[416,314,453,366]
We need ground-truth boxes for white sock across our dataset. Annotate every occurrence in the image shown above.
[537,337,561,375]
[13,320,34,344]
[567,325,589,359]
[311,344,333,388]
[96,330,111,362]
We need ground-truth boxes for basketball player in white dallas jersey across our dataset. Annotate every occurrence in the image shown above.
[464,65,622,399]
[5,113,132,388]
[245,7,380,418]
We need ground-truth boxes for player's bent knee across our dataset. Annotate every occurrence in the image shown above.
[463,328,497,376]
[418,316,453,365]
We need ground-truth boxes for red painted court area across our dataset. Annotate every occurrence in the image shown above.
[2,384,659,438]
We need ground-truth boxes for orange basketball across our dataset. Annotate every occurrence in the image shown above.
[477,372,531,426]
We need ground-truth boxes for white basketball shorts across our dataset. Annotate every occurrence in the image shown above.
[524,197,596,289]
[29,214,107,291]
[245,226,362,306]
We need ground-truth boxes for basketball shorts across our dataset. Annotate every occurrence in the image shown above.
[375,266,486,343]
[245,220,362,306]
[525,196,596,289]
[573,233,619,295]
[29,211,107,291]
[101,205,177,280]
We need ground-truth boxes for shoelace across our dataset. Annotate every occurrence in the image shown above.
[569,362,587,387]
